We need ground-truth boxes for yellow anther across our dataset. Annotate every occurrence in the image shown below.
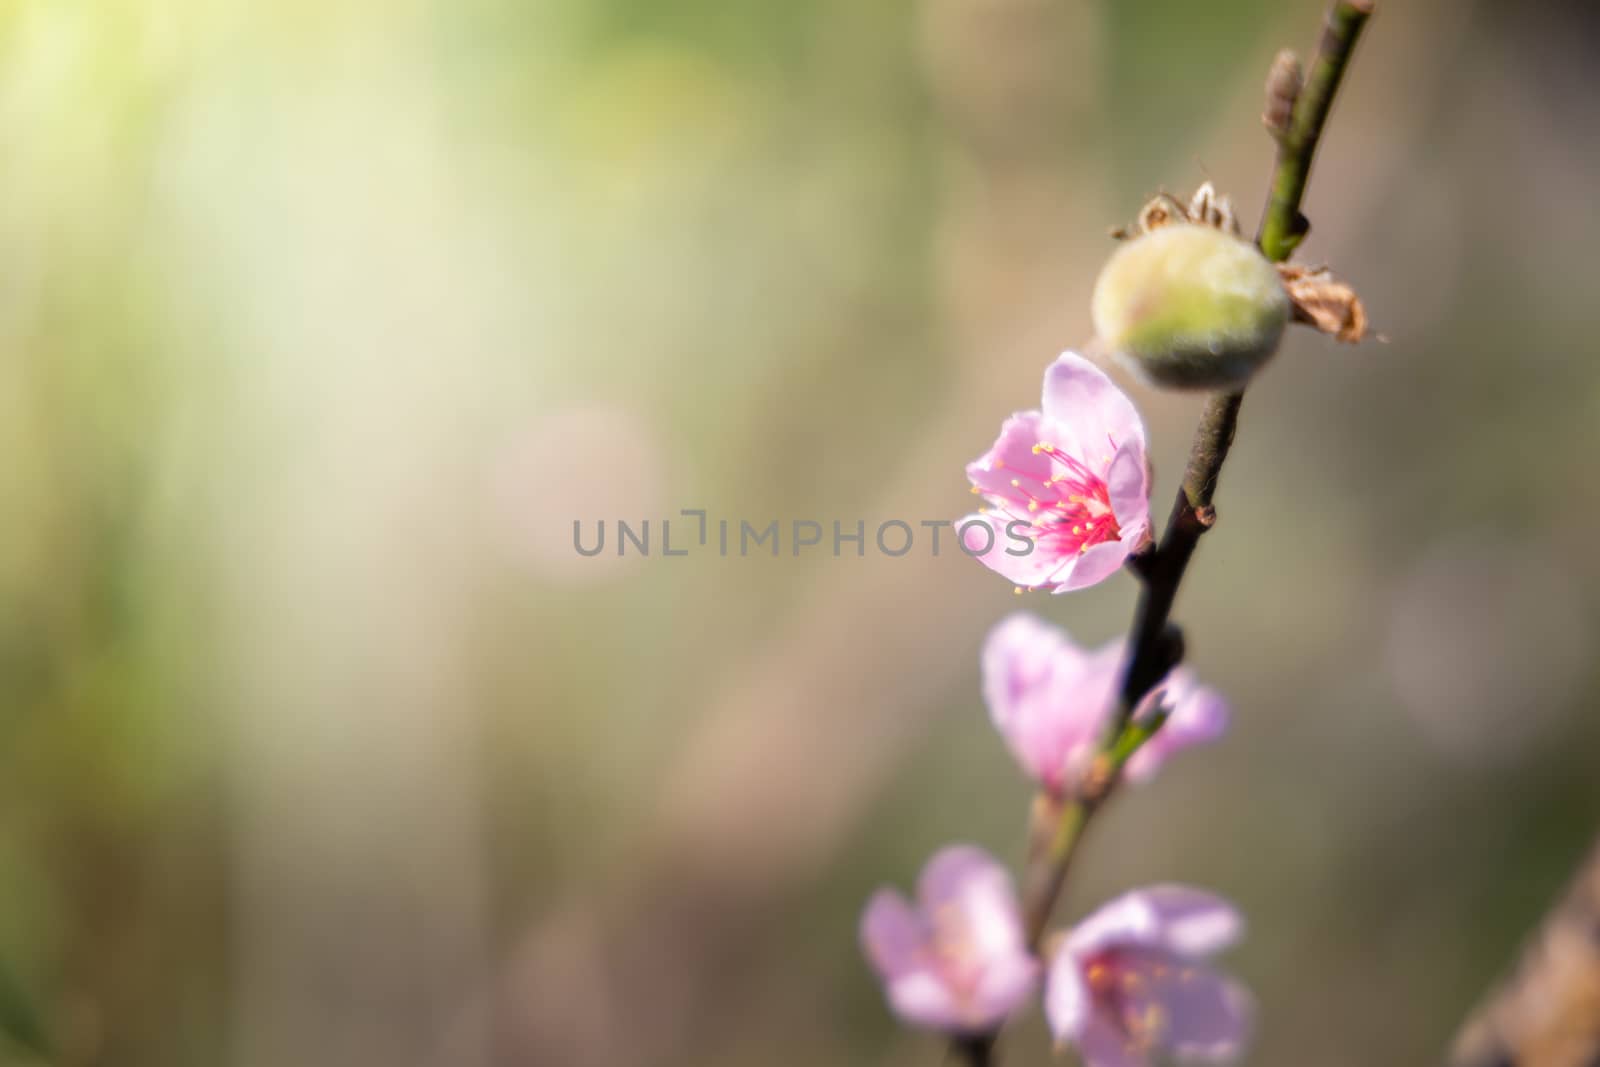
[1013,586,1024,596]
[1028,501,1040,512]
[970,485,981,494]
[1124,1003,1167,1045]
[1010,478,1021,488]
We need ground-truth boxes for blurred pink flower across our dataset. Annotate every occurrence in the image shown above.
[982,614,1228,794]
[1046,886,1252,1066]
[961,351,1150,593]
[860,845,1037,1034]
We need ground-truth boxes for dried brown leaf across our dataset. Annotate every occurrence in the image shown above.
[1277,263,1370,343]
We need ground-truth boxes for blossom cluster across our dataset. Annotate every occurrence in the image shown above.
[862,852,1251,1065]
[860,353,1251,1065]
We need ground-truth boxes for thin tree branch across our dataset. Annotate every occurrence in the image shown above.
[950,1034,994,1067]
[950,4,1375,1064]
[1109,392,1239,739]
[1116,0,1374,738]
[1065,0,1377,926]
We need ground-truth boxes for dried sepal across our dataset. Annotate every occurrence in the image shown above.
[1110,182,1239,241]
[1277,263,1370,343]
[1109,193,1186,241]
[1187,181,1240,235]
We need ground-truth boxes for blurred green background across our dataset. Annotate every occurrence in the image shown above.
[2,0,1598,1063]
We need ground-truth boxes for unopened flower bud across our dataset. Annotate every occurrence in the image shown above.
[1263,49,1303,140]
[1091,224,1289,390]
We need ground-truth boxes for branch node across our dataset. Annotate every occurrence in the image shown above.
[1081,757,1117,804]
[1126,545,1159,583]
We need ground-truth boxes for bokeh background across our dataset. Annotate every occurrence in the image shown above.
[2,0,1599,1064]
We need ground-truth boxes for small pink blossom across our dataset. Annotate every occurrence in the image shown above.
[961,351,1150,593]
[1046,886,1253,1066]
[982,614,1229,794]
[860,846,1038,1034]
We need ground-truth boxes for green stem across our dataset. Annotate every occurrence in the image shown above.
[1258,0,1376,262]
[1022,797,1093,948]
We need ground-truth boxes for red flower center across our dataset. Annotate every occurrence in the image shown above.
[1085,950,1177,1054]
[1005,441,1122,556]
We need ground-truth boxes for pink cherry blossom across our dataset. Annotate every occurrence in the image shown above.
[859,845,1038,1034]
[1046,886,1253,1066]
[960,351,1150,593]
[982,613,1229,794]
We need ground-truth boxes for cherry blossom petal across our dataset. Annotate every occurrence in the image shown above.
[861,847,1037,1034]
[1105,444,1151,538]
[860,890,925,978]
[916,847,1026,959]
[1137,887,1245,958]
[1040,351,1146,461]
[1075,1013,1153,1067]
[884,969,965,1031]
[983,614,1078,731]
[1107,948,1253,1060]
[1143,963,1253,1059]
[957,513,1065,588]
[969,951,1041,1030]
[966,412,1055,511]
[1053,539,1133,593]
[982,616,1083,784]
[1067,887,1243,961]
[1044,943,1090,1041]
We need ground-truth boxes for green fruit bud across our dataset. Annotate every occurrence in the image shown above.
[1091,224,1289,390]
